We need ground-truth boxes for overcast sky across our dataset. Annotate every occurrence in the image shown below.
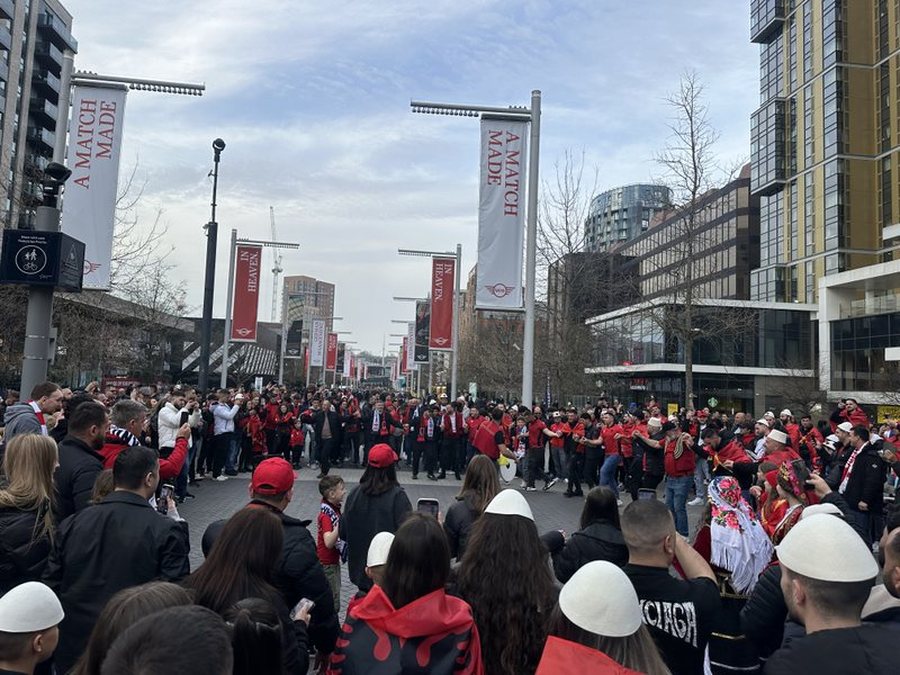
[66,0,758,355]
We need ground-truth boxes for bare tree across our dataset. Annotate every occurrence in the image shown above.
[651,71,723,411]
[536,150,629,402]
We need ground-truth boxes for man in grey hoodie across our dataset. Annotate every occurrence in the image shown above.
[3,381,64,442]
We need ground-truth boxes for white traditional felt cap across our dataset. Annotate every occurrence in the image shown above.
[0,582,64,633]
[777,512,878,582]
[837,422,854,433]
[647,417,662,429]
[559,561,642,637]
[780,409,792,417]
[756,418,771,427]
[484,489,534,521]
[768,429,788,445]
[764,411,775,419]
[801,503,843,519]
[366,532,394,567]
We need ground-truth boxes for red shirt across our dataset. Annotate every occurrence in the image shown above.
[549,422,566,448]
[599,423,624,456]
[619,422,636,458]
[316,501,341,566]
[466,415,482,443]
[527,419,548,448]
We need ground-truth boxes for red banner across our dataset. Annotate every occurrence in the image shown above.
[230,245,262,342]
[401,337,408,373]
[429,257,455,350]
[325,332,338,371]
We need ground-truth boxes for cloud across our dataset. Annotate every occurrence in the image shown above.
[65,0,759,356]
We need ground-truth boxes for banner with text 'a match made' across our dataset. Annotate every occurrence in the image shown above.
[62,85,128,290]
[476,118,527,310]
[310,319,326,367]
[230,245,262,342]
[429,257,455,350]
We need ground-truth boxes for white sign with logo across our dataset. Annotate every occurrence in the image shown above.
[476,118,527,310]
[310,318,326,367]
[62,85,128,290]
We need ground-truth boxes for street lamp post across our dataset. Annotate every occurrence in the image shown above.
[410,92,541,405]
[398,245,462,398]
[198,138,225,392]
[221,232,299,388]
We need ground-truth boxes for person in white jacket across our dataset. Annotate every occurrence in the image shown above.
[210,391,240,481]
[158,386,202,498]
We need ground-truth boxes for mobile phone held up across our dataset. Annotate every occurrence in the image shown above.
[416,497,440,518]
[290,598,315,621]
[157,484,174,515]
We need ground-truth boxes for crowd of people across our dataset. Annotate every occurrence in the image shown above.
[0,379,898,674]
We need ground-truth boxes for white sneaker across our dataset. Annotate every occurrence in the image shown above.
[687,497,704,506]
[215,475,228,482]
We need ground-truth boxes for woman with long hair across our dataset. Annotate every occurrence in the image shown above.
[327,513,483,674]
[72,581,193,675]
[761,461,809,545]
[0,434,58,593]
[456,489,557,675]
[547,486,629,582]
[343,443,412,590]
[224,597,285,675]
[539,561,670,675]
[444,454,500,560]
[185,507,308,675]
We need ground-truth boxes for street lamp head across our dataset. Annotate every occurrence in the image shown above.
[212,138,226,152]
[41,162,72,205]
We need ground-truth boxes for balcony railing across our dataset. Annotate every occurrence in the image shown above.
[26,125,55,154]
[37,13,78,52]
[0,0,13,22]
[34,40,63,73]
[750,0,786,44]
[31,69,61,101]
[29,96,59,129]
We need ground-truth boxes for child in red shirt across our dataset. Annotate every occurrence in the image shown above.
[289,420,305,458]
[317,475,346,613]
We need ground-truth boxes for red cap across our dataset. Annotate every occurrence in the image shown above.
[251,458,296,495]
[765,469,778,489]
[368,443,398,469]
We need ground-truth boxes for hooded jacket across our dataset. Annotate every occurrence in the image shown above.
[3,402,43,440]
[326,585,483,675]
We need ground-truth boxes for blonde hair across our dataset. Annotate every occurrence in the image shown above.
[0,434,58,543]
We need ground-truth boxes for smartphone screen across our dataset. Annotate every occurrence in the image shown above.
[157,484,174,514]
[416,498,440,518]
[290,598,314,621]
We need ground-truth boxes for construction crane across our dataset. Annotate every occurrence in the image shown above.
[270,206,283,322]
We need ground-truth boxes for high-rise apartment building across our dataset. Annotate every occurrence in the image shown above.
[281,274,336,331]
[0,0,77,228]
[584,184,672,252]
[750,0,899,303]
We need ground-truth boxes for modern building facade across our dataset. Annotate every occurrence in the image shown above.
[0,0,77,229]
[750,0,900,303]
[585,298,818,416]
[281,274,336,330]
[585,184,672,252]
[616,166,760,301]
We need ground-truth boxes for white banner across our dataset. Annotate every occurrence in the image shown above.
[310,318,326,367]
[406,321,415,372]
[62,85,128,290]
[476,118,527,310]
[343,349,352,378]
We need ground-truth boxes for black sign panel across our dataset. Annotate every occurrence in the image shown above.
[285,319,303,358]
[0,230,85,292]
[414,299,430,364]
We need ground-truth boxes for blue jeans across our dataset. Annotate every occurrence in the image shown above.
[599,454,620,497]
[694,458,711,500]
[225,434,241,473]
[665,475,693,536]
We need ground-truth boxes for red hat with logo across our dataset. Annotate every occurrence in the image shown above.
[368,443,398,469]
[251,458,296,496]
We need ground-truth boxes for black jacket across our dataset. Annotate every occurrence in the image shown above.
[54,435,104,522]
[443,495,479,560]
[314,408,343,444]
[202,500,339,655]
[43,491,190,674]
[838,443,885,513]
[361,409,395,446]
[763,624,899,675]
[0,504,52,594]
[344,484,411,590]
[550,520,628,583]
